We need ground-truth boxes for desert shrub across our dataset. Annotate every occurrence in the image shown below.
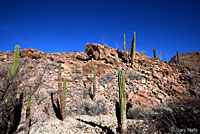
[127,106,154,121]
[179,73,198,85]
[0,65,23,134]
[99,71,116,85]
[153,98,200,133]
[127,70,142,80]
[83,88,91,99]
[78,100,108,116]
[35,93,44,105]
[71,74,82,81]
[126,98,200,133]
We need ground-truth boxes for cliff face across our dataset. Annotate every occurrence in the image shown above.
[0,44,200,133]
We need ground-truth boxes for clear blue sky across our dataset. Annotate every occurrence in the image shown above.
[0,0,200,61]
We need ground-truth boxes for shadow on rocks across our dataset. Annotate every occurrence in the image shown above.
[50,92,63,121]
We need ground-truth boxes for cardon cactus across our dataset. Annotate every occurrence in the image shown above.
[25,95,31,134]
[123,34,127,61]
[130,32,136,63]
[123,34,126,52]
[63,78,66,106]
[11,45,20,75]
[58,63,65,120]
[153,48,157,59]
[118,70,127,133]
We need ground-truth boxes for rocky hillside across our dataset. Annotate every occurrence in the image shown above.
[0,44,200,133]
[169,51,200,73]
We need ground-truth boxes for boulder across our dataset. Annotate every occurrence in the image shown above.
[0,54,7,61]
[20,48,46,59]
[85,43,119,64]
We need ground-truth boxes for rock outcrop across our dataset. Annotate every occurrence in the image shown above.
[0,43,199,133]
[169,51,200,73]
[85,43,120,64]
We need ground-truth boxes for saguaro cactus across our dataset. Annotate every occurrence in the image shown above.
[25,95,31,134]
[153,48,157,59]
[63,78,66,106]
[58,63,65,120]
[123,34,126,52]
[11,45,20,75]
[123,34,127,61]
[130,32,136,63]
[92,65,96,100]
[118,70,127,134]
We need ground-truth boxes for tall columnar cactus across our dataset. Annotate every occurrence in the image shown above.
[123,34,126,52]
[25,95,31,134]
[153,48,157,58]
[118,70,127,134]
[130,32,136,63]
[123,34,127,61]
[63,78,66,106]
[92,65,96,100]
[11,45,20,75]
[58,63,65,120]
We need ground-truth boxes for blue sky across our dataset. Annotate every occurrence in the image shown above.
[0,0,200,61]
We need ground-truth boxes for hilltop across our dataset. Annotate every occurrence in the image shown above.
[0,44,200,133]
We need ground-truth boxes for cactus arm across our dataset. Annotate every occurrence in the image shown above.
[7,65,12,79]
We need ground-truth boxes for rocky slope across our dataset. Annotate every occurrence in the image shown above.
[0,44,200,133]
[169,51,200,73]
